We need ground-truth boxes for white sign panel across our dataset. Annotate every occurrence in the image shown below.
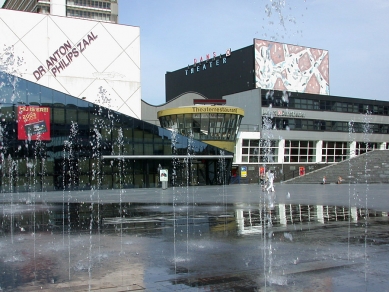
[160,169,168,182]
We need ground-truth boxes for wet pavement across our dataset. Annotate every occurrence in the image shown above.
[1,183,389,291]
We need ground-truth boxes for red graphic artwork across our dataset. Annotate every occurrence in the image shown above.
[18,106,51,141]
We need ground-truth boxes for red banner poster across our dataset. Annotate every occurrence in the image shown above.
[299,166,305,176]
[17,106,51,141]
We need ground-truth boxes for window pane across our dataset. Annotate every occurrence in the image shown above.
[27,82,40,104]
[41,86,52,105]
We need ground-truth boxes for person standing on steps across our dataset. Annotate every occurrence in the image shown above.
[266,170,275,192]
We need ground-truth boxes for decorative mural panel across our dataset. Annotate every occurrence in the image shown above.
[254,39,329,95]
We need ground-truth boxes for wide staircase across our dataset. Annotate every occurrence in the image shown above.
[284,150,389,184]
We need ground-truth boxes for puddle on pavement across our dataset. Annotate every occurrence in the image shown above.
[0,202,388,290]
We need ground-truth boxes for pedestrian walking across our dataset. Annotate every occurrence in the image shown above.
[266,170,275,192]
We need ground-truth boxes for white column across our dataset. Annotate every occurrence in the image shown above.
[316,205,324,224]
[51,0,66,17]
[316,140,323,163]
[349,141,357,158]
[350,206,358,223]
[111,1,119,23]
[234,134,242,164]
[236,209,244,235]
[379,142,387,150]
[278,204,287,226]
[278,139,285,163]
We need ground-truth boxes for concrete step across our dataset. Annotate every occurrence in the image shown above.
[285,150,389,184]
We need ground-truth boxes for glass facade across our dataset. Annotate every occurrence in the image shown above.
[67,0,116,22]
[67,9,111,21]
[0,75,232,192]
[69,0,112,9]
[284,140,316,163]
[159,112,242,141]
[272,118,389,133]
[322,141,349,163]
[241,139,278,163]
[262,91,389,116]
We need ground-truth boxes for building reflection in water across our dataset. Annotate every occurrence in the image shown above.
[235,203,387,235]
[0,201,388,290]
[0,202,387,236]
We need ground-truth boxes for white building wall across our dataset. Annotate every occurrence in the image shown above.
[0,9,141,119]
[51,0,66,16]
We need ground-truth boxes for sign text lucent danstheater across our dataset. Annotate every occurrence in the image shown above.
[192,107,238,114]
[185,49,231,76]
[185,57,227,75]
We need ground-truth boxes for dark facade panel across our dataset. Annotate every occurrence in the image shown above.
[165,45,255,102]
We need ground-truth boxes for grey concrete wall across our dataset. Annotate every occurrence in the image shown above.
[224,88,261,128]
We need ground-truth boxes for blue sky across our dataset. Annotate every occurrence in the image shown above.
[121,0,389,105]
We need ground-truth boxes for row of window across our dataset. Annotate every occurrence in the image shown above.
[1,103,207,148]
[241,139,383,164]
[68,0,112,9]
[272,118,389,134]
[67,9,111,20]
[262,95,389,116]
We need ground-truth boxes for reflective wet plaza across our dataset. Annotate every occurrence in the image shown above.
[1,183,389,291]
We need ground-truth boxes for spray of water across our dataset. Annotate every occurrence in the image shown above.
[0,44,25,277]
[347,120,355,261]
[260,93,276,288]
[0,45,24,103]
[262,1,304,41]
[115,128,125,256]
[362,108,372,281]
[185,130,195,273]
[218,149,228,229]
[63,121,79,280]
[87,86,112,289]
[170,126,178,274]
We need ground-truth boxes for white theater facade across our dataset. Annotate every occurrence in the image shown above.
[0,8,141,119]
